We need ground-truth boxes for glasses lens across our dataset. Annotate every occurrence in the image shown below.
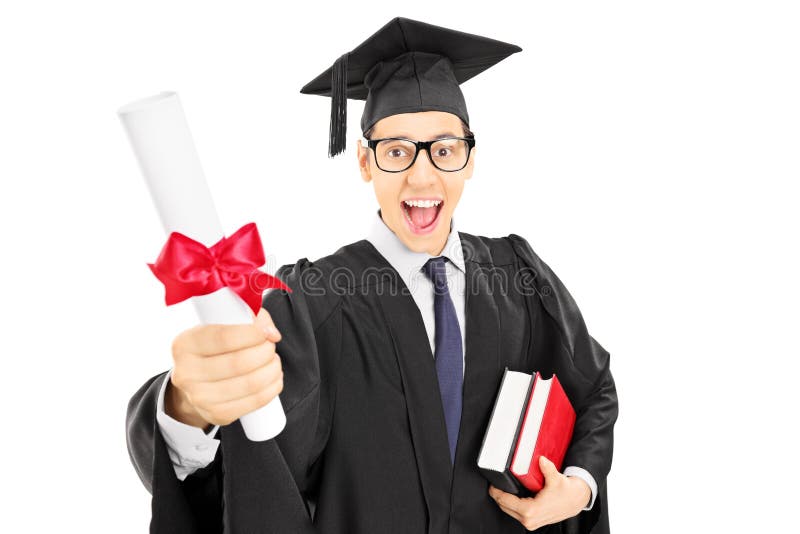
[375,139,417,172]
[430,138,470,171]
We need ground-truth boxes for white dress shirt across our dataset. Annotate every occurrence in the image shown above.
[156,210,597,510]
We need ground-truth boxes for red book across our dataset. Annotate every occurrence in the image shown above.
[509,372,576,492]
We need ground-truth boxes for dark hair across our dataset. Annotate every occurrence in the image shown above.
[363,118,473,141]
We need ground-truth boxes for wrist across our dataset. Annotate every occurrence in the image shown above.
[566,475,591,509]
[165,380,212,431]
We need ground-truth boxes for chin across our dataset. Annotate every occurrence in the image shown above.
[397,211,452,255]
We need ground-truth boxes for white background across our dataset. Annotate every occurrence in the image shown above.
[1,1,798,532]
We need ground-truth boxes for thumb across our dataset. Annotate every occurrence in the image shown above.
[254,307,281,342]
[538,455,558,479]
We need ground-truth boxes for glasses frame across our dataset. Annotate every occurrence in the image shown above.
[366,136,476,173]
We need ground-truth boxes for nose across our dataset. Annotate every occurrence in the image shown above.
[406,147,438,187]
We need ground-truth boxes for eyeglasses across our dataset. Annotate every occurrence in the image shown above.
[366,136,476,173]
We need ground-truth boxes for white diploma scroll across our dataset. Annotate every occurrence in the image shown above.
[118,91,286,441]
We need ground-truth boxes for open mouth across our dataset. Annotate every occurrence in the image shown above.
[401,199,444,235]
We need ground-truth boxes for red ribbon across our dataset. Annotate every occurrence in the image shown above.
[148,222,290,314]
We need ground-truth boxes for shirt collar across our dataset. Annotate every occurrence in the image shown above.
[366,209,465,287]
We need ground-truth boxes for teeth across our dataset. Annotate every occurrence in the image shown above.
[403,199,442,208]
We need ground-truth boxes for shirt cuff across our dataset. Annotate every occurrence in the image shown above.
[563,465,598,511]
[156,368,221,481]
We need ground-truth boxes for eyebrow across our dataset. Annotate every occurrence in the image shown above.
[378,132,459,140]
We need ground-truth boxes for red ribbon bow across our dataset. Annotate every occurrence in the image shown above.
[148,222,290,314]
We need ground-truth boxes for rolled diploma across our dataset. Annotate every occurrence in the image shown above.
[117,91,286,441]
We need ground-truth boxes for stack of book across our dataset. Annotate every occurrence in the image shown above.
[477,369,576,495]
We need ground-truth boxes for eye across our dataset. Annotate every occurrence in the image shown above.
[431,139,463,159]
[386,147,409,158]
[379,141,413,159]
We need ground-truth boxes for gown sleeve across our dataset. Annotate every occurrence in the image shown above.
[125,257,340,533]
[506,234,619,534]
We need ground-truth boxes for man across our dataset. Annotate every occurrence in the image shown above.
[126,17,618,533]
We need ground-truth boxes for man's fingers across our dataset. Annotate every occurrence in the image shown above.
[500,506,525,526]
[178,341,278,383]
[255,308,281,342]
[176,321,267,356]
[195,376,285,426]
[539,455,559,482]
[188,355,283,406]
[489,485,545,531]
[496,500,542,531]
[489,486,524,515]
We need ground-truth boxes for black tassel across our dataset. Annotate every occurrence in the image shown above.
[328,53,348,157]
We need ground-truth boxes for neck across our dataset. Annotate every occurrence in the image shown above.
[425,237,447,256]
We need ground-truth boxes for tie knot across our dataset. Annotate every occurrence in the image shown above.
[422,256,449,290]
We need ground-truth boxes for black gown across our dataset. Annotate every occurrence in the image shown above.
[126,232,618,533]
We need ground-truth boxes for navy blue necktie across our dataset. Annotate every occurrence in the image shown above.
[421,256,464,464]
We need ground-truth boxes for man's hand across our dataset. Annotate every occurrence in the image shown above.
[165,307,284,430]
[488,455,590,532]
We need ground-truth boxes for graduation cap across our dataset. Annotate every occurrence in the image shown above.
[300,17,522,157]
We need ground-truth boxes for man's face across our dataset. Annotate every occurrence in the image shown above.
[357,111,475,256]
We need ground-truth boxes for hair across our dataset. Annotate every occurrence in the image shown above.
[362,118,473,141]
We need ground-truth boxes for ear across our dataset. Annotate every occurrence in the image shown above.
[464,146,476,180]
[356,138,373,183]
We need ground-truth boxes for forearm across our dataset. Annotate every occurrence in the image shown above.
[127,371,224,531]
[562,355,618,484]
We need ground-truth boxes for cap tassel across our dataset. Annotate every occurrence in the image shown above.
[328,53,349,157]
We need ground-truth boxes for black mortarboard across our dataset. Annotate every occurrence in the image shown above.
[300,17,522,157]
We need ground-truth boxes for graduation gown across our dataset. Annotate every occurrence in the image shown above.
[126,232,618,533]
